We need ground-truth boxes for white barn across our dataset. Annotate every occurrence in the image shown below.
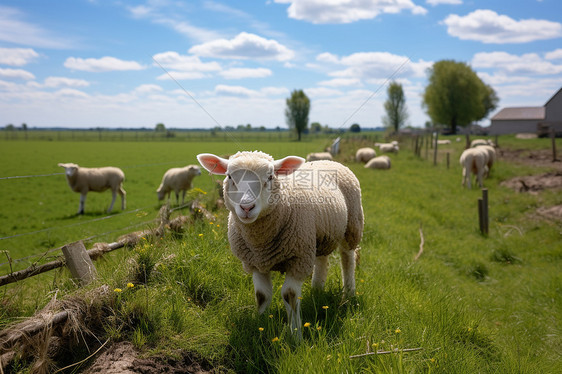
[488,87,562,136]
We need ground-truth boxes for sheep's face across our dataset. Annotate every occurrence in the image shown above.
[197,152,304,224]
[188,165,202,177]
[58,163,79,178]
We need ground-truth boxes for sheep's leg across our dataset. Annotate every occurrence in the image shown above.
[181,190,186,205]
[252,271,272,314]
[78,193,87,215]
[107,190,117,213]
[340,248,356,298]
[174,191,180,206]
[119,186,126,210]
[311,255,329,290]
[462,167,467,187]
[282,274,303,338]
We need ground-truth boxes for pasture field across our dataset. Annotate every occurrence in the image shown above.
[0,135,561,373]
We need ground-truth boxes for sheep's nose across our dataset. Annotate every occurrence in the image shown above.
[240,203,255,213]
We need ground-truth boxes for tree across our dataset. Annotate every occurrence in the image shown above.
[310,122,322,134]
[350,123,361,133]
[155,123,166,132]
[382,81,408,133]
[285,89,310,141]
[422,60,498,134]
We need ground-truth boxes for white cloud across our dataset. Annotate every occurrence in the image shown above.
[64,56,145,72]
[261,86,290,96]
[426,0,461,5]
[304,87,343,97]
[443,9,562,44]
[133,84,163,94]
[0,48,39,66]
[157,71,210,80]
[44,77,89,88]
[472,51,562,75]
[219,67,272,79]
[152,52,221,72]
[0,6,74,49]
[318,78,361,87]
[545,48,562,60]
[318,51,431,80]
[215,84,259,97]
[189,32,295,61]
[274,0,427,24]
[0,68,35,80]
[54,88,89,99]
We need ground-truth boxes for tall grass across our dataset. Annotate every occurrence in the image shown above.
[1,135,561,373]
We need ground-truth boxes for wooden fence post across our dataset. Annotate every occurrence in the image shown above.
[478,199,484,234]
[62,241,97,285]
[447,152,450,169]
[433,132,439,166]
[482,188,489,235]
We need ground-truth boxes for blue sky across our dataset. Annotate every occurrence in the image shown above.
[1,0,561,130]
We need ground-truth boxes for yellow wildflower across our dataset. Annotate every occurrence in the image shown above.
[322,305,329,310]
[198,233,203,237]
[269,314,273,318]
[271,337,279,342]
[210,222,214,225]
[395,328,401,334]
[258,327,264,332]
[317,326,322,331]
[127,283,134,288]
[114,288,122,293]
[304,322,311,328]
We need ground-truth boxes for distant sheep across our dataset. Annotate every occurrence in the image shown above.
[197,151,363,338]
[58,163,126,214]
[471,139,494,148]
[306,152,333,161]
[377,142,399,153]
[365,155,391,170]
[436,139,451,145]
[355,147,376,163]
[156,165,201,205]
[459,148,489,188]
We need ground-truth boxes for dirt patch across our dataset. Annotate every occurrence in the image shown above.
[499,148,561,170]
[84,342,215,374]
[536,205,562,222]
[500,172,562,194]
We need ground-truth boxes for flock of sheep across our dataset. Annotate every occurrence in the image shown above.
[58,162,201,215]
[58,137,496,338]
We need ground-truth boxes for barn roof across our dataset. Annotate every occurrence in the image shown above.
[491,107,545,121]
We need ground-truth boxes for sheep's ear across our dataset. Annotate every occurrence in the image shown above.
[197,153,229,175]
[274,156,305,176]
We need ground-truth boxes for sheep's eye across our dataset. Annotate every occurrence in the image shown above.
[267,175,273,181]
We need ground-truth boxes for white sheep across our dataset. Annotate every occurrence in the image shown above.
[477,145,496,178]
[377,143,399,153]
[306,152,333,161]
[470,139,494,148]
[355,147,377,163]
[197,151,364,338]
[459,148,489,188]
[436,139,451,145]
[364,155,391,170]
[58,163,126,214]
[156,165,201,205]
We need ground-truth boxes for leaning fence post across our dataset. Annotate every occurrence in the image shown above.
[478,198,484,234]
[446,152,450,169]
[62,241,97,285]
[433,132,439,166]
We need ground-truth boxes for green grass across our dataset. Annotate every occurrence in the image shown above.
[1,135,561,373]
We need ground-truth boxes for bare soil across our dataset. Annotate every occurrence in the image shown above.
[499,172,562,194]
[84,342,216,374]
[498,148,561,170]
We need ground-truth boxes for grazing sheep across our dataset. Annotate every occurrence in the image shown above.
[156,165,201,205]
[306,152,333,161]
[459,148,489,188]
[478,145,496,178]
[377,143,399,153]
[436,139,451,145]
[365,155,391,170]
[58,163,126,214]
[470,139,495,148]
[197,151,364,338]
[355,147,377,163]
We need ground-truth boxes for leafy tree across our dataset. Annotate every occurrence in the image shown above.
[382,81,408,133]
[155,123,166,132]
[5,124,15,131]
[350,123,361,133]
[310,122,322,134]
[285,89,310,141]
[422,60,498,134]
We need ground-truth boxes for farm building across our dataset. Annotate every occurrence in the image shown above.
[488,87,562,136]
